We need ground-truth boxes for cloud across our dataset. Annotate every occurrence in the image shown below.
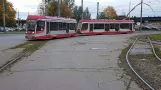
[8,0,161,19]
[8,0,41,12]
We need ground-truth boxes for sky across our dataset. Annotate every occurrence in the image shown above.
[8,0,161,19]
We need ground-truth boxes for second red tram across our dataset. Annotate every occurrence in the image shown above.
[77,20,135,35]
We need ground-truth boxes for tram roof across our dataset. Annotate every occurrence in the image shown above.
[27,15,76,21]
[79,20,134,23]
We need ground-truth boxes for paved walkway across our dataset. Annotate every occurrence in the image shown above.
[0,34,142,90]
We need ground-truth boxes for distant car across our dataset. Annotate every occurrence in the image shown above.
[151,26,160,30]
[139,26,151,30]
[0,27,7,32]
[159,26,161,30]
[134,25,140,30]
[17,27,24,31]
[0,26,2,32]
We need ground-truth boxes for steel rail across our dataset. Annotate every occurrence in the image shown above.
[126,38,155,90]
[148,37,161,61]
[0,52,27,71]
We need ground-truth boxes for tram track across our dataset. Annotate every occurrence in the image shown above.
[0,41,48,72]
[126,37,161,90]
[0,51,27,72]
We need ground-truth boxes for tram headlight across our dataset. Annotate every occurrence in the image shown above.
[32,32,35,34]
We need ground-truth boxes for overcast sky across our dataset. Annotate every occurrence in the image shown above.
[8,0,161,19]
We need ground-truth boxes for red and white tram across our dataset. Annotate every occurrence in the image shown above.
[77,20,135,35]
[25,15,77,40]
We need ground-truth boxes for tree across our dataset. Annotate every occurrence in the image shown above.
[72,6,81,21]
[63,0,75,11]
[0,0,16,27]
[98,12,108,19]
[104,6,117,19]
[83,7,91,19]
[37,2,45,15]
[47,1,72,18]
[72,6,91,21]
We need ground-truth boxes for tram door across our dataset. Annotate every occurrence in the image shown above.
[105,24,110,32]
[46,22,50,34]
[129,24,132,31]
[90,24,93,32]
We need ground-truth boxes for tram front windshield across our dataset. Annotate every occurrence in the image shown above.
[27,20,37,31]
[36,21,45,31]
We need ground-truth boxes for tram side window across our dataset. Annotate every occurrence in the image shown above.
[120,23,130,29]
[62,23,67,30]
[58,22,62,30]
[67,23,70,29]
[82,23,88,30]
[94,24,104,29]
[109,24,120,30]
[50,22,58,31]
[110,24,115,29]
[70,23,76,30]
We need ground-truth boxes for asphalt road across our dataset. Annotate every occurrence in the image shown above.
[0,34,26,52]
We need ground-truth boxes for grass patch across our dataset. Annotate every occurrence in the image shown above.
[8,30,25,34]
[154,47,161,59]
[150,34,161,40]
[11,40,48,53]
[130,35,148,40]
[130,54,160,64]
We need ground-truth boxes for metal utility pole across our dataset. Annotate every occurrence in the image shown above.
[81,0,83,20]
[2,0,6,33]
[18,10,19,27]
[128,1,131,20]
[128,1,131,29]
[58,0,61,17]
[97,2,99,19]
[140,0,143,31]
[45,0,48,16]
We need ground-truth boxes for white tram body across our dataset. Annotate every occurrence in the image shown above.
[25,15,77,40]
[77,20,135,35]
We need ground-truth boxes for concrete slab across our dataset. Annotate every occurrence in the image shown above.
[133,41,151,49]
[130,48,152,54]
[0,48,24,67]
[0,70,126,90]
[0,34,142,90]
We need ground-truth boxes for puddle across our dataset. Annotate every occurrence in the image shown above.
[72,42,86,45]
[90,48,107,50]
[77,42,86,45]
